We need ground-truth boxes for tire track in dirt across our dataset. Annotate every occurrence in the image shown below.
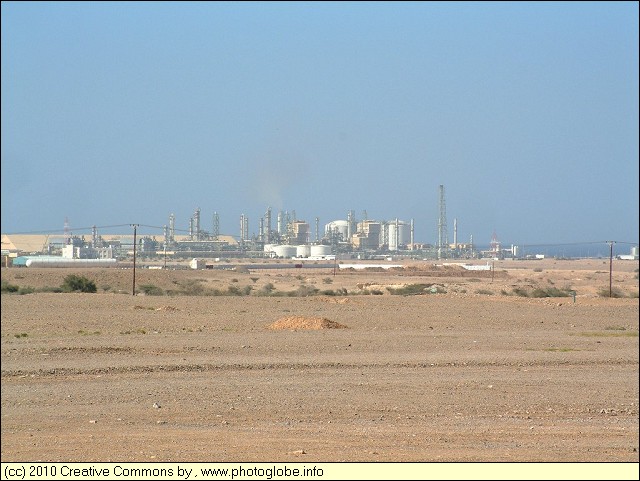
[3,358,637,378]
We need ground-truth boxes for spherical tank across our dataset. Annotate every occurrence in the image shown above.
[324,220,349,241]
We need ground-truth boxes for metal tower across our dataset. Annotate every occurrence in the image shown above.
[193,208,201,240]
[490,230,501,257]
[347,210,355,240]
[169,213,175,244]
[410,218,414,250]
[240,214,248,248]
[264,207,272,243]
[64,217,71,245]
[212,212,219,241]
[453,218,458,249]
[437,185,449,259]
[277,211,284,235]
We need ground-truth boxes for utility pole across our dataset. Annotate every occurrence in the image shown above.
[608,241,615,297]
[131,224,139,296]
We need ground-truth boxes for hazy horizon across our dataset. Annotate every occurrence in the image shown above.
[2,2,638,247]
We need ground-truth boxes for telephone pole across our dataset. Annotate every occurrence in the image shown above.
[608,241,615,297]
[131,224,139,296]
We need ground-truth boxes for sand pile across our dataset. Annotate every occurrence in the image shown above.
[267,316,348,331]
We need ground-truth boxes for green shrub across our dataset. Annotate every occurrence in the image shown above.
[387,284,446,295]
[255,283,275,296]
[293,285,319,297]
[475,289,494,295]
[543,287,572,297]
[387,284,429,295]
[38,286,63,293]
[224,285,253,296]
[140,284,164,296]
[177,279,205,295]
[1,281,19,293]
[61,274,97,293]
[597,287,625,298]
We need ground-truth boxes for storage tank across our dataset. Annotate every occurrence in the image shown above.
[273,245,297,258]
[263,244,276,254]
[296,245,311,258]
[388,221,410,251]
[310,244,332,257]
[25,258,117,268]
[190,258,206,270]
[324,220,349,241]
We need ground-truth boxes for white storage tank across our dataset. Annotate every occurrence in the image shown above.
[310,244,332,257]
[296,245,311,258]
[388,221,410,251]
[273,245,297,258]
[190,258,206,270]
[25,258,118,268]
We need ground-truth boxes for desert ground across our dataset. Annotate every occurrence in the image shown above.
[1,258,638,462]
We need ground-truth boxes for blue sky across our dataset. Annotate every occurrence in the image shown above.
[2,1,638,247]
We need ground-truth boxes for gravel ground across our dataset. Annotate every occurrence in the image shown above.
[1,260,638,462]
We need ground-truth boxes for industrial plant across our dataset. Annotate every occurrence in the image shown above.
[3,185,638,267]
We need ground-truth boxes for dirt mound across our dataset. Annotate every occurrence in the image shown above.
[267,316,348,331]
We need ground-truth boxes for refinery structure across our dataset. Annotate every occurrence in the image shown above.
[2,186,485,265]
[4,185,636,266]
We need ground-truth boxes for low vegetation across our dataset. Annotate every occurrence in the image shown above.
[597,287,625,298]
[2,275,95,295]
[60,275,97,293]
[572,331,638,338]
[509,286,574,298]
[139,284,164,296]
[475,289,494,295]
[386,284,447,295]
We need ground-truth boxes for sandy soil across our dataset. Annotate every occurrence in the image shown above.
[1,259,638,462]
